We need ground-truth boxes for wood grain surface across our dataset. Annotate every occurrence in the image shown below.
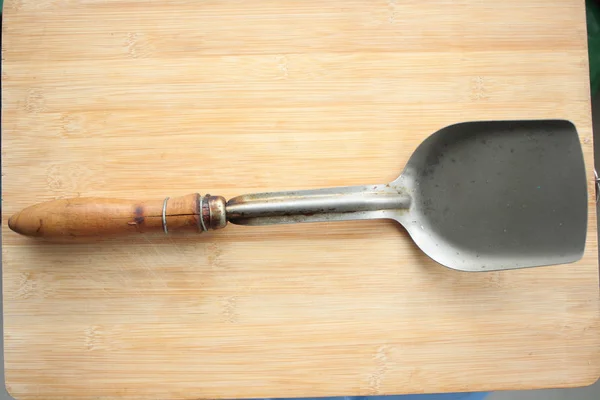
[2,0,599,399]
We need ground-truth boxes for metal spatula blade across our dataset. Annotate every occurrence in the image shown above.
[394,120,587,271]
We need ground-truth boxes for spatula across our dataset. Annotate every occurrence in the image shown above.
[8,120,588,272]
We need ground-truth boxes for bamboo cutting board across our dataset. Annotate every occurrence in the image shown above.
[2,0,599,399]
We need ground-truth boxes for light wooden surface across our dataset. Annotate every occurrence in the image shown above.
[2,0,599,399]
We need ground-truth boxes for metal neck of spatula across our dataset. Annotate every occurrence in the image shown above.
[225,183,411,226]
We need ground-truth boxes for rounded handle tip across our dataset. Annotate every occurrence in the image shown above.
[8,208,49,237]
[8,212,22,234]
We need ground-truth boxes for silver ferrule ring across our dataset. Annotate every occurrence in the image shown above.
[199,194,208,232]
[162,197,170,234]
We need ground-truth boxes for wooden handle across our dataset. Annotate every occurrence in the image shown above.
[7,194,227,238]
